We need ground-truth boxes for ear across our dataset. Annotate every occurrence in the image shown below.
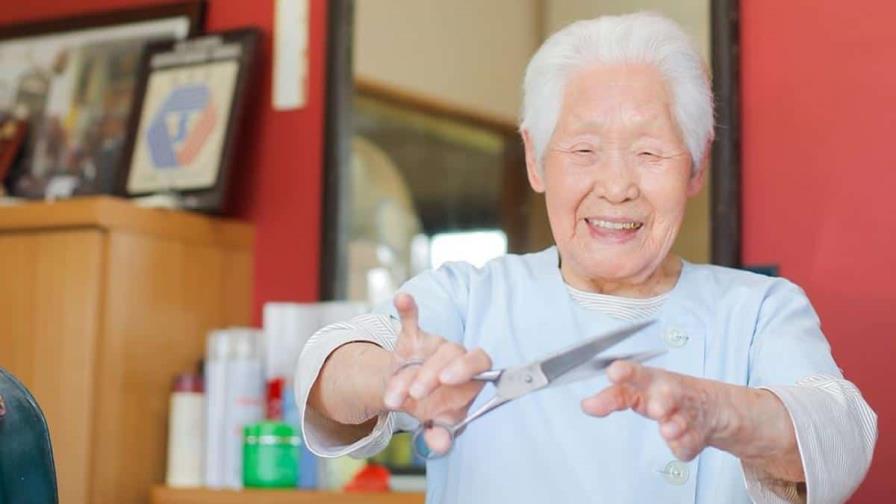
[522,128,545,193]
[686,151,709,197]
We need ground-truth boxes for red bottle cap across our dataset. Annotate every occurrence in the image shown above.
[267,377,285,420]
[172,373,203,393]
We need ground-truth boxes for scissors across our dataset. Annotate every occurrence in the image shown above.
[396,319,664,459]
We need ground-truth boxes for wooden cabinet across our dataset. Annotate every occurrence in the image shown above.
[0,197,253,504]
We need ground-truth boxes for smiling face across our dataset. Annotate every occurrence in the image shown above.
[524,63,705,293]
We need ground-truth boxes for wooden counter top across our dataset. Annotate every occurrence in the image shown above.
[150,486,425,504]
[0,196,252,248]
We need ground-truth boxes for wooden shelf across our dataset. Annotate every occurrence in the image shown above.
[151,486,425,504]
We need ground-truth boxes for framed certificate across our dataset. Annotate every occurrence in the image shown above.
[119,28,260,212]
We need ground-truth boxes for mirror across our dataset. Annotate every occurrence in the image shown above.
[321,0,739,303]
[342,79,528,302]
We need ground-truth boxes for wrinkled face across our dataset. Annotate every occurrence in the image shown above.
[524,63,705,287]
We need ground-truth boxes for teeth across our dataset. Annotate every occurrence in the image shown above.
[587,219,643,230]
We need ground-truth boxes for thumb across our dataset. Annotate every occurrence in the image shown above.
[394,292,422,345]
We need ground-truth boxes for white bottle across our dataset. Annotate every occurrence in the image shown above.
[165,373,204,487]
[204,330,231,488]
[222,328,265,489]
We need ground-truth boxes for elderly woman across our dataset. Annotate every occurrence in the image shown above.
[299,13,876,503]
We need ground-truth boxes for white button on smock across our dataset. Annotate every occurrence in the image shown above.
[663,327,689,348]
[661,460,690,485]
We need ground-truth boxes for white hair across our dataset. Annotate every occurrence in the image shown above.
[520,12,714,174]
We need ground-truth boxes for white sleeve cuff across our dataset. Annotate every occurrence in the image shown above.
[741,458,805,504]
[295,314,406,459]
[741,376,877,504]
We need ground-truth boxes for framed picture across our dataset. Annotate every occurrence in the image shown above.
[118,28,260,213]
[320,78,531,301]
[321,0,744,305]
[0,2,204,199]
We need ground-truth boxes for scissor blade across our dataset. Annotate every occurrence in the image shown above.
[538,320,654,383]
[547,349,667,388]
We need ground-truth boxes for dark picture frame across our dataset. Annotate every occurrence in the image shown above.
[0,1,205,199]
[117,28,260,213]
[710,0,742,268]
[320,0,743,299]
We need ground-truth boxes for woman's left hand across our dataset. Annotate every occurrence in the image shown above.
[581,360,805,481]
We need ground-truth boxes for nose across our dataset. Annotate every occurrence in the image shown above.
[592,150,640,204]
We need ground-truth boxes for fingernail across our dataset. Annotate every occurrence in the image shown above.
[440,369,457,383]
[409,383,425,399]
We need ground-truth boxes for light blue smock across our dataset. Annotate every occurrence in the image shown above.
[375,247,840,503]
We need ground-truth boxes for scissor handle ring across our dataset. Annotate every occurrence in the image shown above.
[412,420,456,460]
[393,358,425,375]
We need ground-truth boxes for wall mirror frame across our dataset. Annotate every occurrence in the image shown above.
[320,0,741,300]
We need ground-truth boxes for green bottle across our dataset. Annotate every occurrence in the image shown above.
[243,421,299,488]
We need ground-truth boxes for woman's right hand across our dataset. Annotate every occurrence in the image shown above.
[383,293,492,454]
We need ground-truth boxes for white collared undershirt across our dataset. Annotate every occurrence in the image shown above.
[565,284,669,320]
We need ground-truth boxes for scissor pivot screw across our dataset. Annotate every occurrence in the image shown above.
[524,375,533,383]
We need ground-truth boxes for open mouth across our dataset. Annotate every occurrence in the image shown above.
[584,218,644,231]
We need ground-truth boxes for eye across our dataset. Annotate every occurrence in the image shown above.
[637,151,668,164]
[568,145,595,155]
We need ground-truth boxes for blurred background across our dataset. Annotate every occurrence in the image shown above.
[0,1,893,503]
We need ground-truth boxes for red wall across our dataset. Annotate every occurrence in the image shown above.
[741,1,895,501]
[0,0,327,322]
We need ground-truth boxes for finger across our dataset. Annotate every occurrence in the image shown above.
[422,422,453,456]
[659,413,687,441]
[645,379,679,421]
[394,293,421,344]
[668,430,703,461]
[383,362,419,410]
[607,361,685,420]
[439,348,493,385]
[423,408,465,456]
[409,342,465,400]
[581,384,639,417]
[606,359,656,389]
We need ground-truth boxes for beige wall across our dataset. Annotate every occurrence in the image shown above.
[545,0,709,60]
[354,0,539,123]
